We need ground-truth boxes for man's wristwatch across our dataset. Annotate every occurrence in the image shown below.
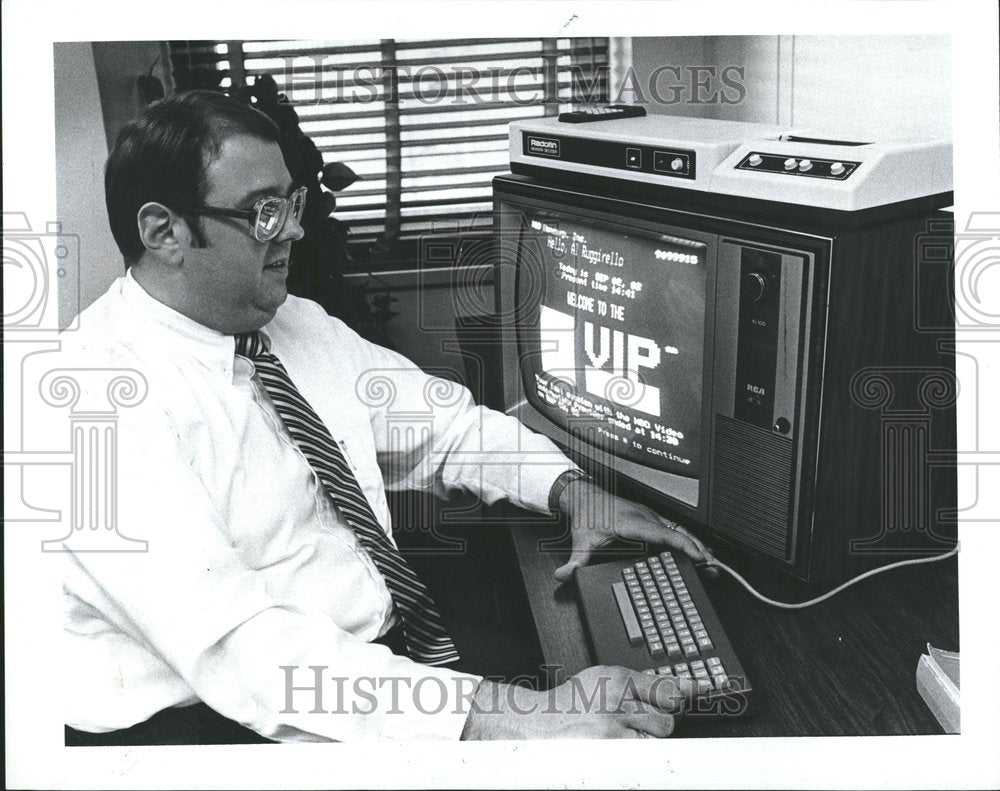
[548,468,591,516]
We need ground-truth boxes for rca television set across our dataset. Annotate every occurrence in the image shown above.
[493,119,957,595]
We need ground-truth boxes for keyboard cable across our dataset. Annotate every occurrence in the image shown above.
[697,545,960,609]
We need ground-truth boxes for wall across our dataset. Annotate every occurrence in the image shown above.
[53,43,123,329]
[91,41,170,150]
[53,41,169,326]
[631,35,951,141]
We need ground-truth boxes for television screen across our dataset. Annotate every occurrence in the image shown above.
[514,208,708,477]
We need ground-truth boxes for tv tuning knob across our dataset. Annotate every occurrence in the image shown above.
[743,272,768,302]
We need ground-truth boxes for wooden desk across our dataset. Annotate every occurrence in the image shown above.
[510,521,959,737]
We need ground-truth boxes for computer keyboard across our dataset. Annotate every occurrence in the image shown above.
[575,550,752,716]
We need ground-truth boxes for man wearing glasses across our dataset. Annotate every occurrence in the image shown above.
[62,90,704,743]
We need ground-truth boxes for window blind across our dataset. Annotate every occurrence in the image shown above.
[169,38,609,258]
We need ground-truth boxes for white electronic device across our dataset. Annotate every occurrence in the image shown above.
[509,114,952,211]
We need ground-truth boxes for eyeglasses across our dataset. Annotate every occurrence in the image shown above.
[174,186,308,242]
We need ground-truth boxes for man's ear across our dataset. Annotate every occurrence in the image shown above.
[137,202,188,265]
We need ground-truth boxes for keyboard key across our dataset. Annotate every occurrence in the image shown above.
[657,665,674,676]
[648,642,665,658]
[692,667,709,679]
[673,663,690,676]
[714,674,730,690]
[706,657,722,669]
[665,643,683,660]
[690,660,706,672]
[698,637,714,650]
[694,629,709,640]
[611,581,644,646]
[683,644,699,657]
[709,664,726,677]
[643,668,657,675]
[696,678,714,695]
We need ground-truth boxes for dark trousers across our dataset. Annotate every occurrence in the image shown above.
[65,702,274,746]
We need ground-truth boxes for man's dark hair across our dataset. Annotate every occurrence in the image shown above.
[105,90,281,266]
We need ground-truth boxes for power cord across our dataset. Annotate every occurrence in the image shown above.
[697,546,959,609]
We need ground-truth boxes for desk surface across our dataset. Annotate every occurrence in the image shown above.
[510,521,959,737]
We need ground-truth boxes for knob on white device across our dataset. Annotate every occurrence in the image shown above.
[748,153,762,166]
[784,158,797,170]
[798,159,813,172]
[830,162,845,175]
[671,157,684,171]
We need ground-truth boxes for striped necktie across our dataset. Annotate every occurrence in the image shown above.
[235,331,459,666]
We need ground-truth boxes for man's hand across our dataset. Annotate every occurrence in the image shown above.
[461,665,694,740]
[554,479,711,583]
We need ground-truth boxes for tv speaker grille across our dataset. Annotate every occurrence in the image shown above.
[709,414,795,561]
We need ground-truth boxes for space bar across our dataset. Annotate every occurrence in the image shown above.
[612,581,644,645]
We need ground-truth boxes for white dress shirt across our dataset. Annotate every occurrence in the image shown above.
[61,272,576,741]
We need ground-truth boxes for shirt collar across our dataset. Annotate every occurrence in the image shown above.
[120,270,237,379]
